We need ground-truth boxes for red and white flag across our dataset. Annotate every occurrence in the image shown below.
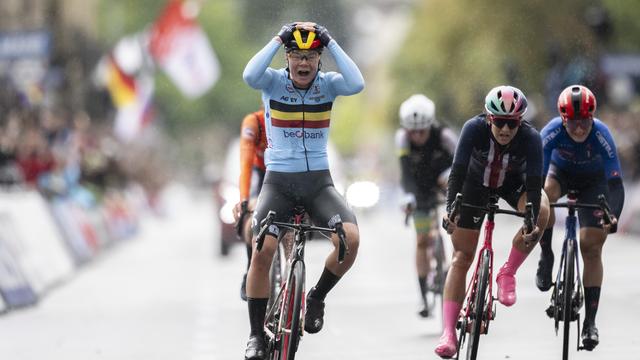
[149,0,220,98]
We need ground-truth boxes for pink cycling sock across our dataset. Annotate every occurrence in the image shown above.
[442,300,462,336]
[499,247,528,276]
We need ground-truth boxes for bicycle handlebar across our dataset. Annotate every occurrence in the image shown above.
[256,210,349,263]
[550,194,612,226]
[442,193,534,233]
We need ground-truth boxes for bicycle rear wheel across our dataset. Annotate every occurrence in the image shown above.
[562,240,575,360]
[278,260,305,360]
[466,249,490,360]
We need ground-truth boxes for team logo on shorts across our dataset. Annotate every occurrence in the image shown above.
[473,216,482,223]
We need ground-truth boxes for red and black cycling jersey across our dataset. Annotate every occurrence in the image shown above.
[446,114,543,221]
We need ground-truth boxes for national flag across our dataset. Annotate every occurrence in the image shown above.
[149,0,220,98]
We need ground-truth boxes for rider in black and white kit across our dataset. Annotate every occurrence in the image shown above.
[395,94,457,317]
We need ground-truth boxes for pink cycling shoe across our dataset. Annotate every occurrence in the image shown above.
[434,332,457,358]
[496,273,517,306]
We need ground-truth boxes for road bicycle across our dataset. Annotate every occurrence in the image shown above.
[545,192,611,360]
[256,208,348,360]
[443,193,533,360]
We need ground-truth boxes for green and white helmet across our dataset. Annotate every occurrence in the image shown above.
[484,85,528,117]
[399,94,436,130]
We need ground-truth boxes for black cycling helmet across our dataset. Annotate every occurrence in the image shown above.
[284,29,323,52]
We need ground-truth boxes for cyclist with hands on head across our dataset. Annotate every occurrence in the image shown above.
[396,94,457,318]
[536,85,624,351]
[242,21,364,360]
[434,85,550,358]
[233,108,268,302]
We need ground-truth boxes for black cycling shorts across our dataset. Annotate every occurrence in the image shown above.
[252,170,357,237]
[547,163,608,228]
[456,176,526,230]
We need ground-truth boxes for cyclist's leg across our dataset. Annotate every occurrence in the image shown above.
[435,182,484,357]
[245,168,265,268]
[414,208,437,315]
[496,187,550,306]
[577,180,608,350]
[241,169,266,302]
[304,178,359,334]
[536,174,563,291]
[245,179,294,359]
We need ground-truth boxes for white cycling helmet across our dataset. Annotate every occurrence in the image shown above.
[399,94,436,130]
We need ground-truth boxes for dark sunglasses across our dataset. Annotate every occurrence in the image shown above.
[490,115,520,130]
[565,118,592,131]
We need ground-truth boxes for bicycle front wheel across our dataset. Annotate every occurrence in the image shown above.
[562,240,576,360]
[267,241,286,310]
[467,249,490,360]
[278,260,304,360]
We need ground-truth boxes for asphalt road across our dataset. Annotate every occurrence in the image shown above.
[1,186,638,360]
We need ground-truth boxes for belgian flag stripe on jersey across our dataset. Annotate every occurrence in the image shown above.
[269,100,333,113]
[269,99,332,129]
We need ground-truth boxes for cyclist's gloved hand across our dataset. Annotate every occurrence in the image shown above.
[522,225,540,246]
[277,22,298,43]
[443,213,458,235]
[314,24,333,46]
[601,215,618,234]
[233,201,244,222]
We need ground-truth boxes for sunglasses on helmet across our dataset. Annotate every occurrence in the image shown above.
[489,115,520,130]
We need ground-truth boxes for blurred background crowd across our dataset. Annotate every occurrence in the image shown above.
[0,0,638,226]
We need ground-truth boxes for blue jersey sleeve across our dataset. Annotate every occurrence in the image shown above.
[593,120,623,180]
[540,118,562,178]
[242,39,281,90]
[324,41,365,97]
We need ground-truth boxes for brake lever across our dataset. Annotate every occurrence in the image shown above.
[256,211,276,251]
[334,222,348,264]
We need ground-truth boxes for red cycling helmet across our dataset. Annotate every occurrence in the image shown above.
[557,85,597,121]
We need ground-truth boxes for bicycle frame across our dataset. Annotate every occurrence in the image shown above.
[547,194,611,359]
[461,205,497,332]
[257,209,347,360]
[264,213,308,359]
[446,194,533,360]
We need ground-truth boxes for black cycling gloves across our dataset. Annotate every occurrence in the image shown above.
[277,23,297,43]
[314,24,333,46]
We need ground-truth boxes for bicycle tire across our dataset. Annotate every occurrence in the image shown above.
[466,249,490,360]
[279,260,305,360]
[267,241,286,310]
[562,240,575,360]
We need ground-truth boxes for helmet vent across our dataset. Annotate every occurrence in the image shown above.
[490,102,499,112]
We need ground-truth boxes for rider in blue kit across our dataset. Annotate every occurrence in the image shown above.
[242,22,364,360]
[536,85,624,351]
